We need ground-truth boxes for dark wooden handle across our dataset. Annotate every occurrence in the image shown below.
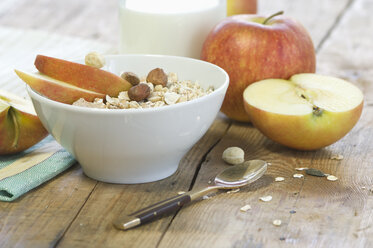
[113,194,192,230]
[134,194,191,224]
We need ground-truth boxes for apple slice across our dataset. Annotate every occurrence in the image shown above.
[243,73,364,150]
[34,55,132,96]
[0,90,48,155]
[15,70,106,104]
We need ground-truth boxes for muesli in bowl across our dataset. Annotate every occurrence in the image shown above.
[20,54,229,184]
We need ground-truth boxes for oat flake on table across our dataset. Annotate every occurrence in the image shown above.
[330,154,344,160]
[273,219,282,226]
[260,195,272,202]
[275,177,285,182]
[293,174,304,179]
[327,175,338,181]
[240,204,252,212]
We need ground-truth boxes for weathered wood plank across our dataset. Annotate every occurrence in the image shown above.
[0,164,98,247]
[56,118,230,247]
[0,0,119,45]
[158,0,373,247]
[259,0,352,48]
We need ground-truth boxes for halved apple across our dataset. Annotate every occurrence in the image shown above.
[0,90,48,155]
[34,55,132,96]
[243,73,364,150]
[15,70,106,104]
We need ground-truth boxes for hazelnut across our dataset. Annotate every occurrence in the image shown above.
[146,68,168,87]
[85,52,105,68]
[121,72,140,86]
[128,83,151,102]
[222,147,244,165]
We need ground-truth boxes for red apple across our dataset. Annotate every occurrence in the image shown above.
[201,12,316,122]
[34,55,132,96]
[0,90,48,155]
[227,0,257,16]
[14,70,106,105]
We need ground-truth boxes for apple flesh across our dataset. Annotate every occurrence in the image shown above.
[201,13,316,122]
[227,0,257,16]
[15,70,106,105]
[0,90,48,155]
[34,55,132,96]
[243,73,364,150]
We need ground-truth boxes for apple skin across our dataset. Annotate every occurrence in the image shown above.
[244,102,363,150]
[242,74,364,151]
[227,0,257,16]
[15,70,106,104]
[201,14,316,122]
[0,92,48,155]
[34,55,132,96]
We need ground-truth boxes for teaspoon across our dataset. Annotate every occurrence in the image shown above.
[114,159,267,230]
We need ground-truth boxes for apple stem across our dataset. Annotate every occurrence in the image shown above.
[9,108,20,148]
[263,11,284,25]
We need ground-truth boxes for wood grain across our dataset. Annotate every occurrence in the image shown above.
[56,118,230,247]
[158,0,373,247]
[0,0,372,247]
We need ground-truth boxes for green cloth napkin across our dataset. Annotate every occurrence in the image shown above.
[0,136,75,202]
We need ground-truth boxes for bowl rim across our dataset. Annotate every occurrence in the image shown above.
[27,54,229,115]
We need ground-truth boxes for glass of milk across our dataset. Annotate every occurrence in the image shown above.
[119,0,226,59]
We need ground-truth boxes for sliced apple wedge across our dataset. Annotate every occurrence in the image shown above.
[15,70,105,104]
[34,55,132,96]
[243,73,364,150]
[0,90,48,155]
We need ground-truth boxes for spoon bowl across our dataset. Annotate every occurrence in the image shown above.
[215,160,268,188]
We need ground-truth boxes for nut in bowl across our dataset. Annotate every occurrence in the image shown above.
[26,54,229,183]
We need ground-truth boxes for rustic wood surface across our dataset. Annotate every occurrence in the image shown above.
[0,0,372,247]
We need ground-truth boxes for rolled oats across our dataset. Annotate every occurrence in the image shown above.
[73,70,214,110]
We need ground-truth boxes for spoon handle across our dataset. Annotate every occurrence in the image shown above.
[113,186,219,230]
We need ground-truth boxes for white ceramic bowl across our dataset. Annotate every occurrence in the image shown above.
[27,55,229,184]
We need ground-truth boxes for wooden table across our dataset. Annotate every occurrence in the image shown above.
[1,0,372,247]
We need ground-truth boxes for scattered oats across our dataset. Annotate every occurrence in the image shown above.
[259,195,272,202]
[273,219,282,226]
[267,162,272,166]
[275,177,285,182]
[327,175,338,181]
[154,84,163,92]
[168,72,178,83]
[227,188,240,194]
[202,195,210,200]
[331,154,344,160]
[177,191,186,195]
[295,167,308,171]
[240,204,252,212]
[293,174,304,179]
[80,223,84,226]
[362,186,366,190]
[208,180,212,184]
[118,91,130,101]
[164,92,180,105]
